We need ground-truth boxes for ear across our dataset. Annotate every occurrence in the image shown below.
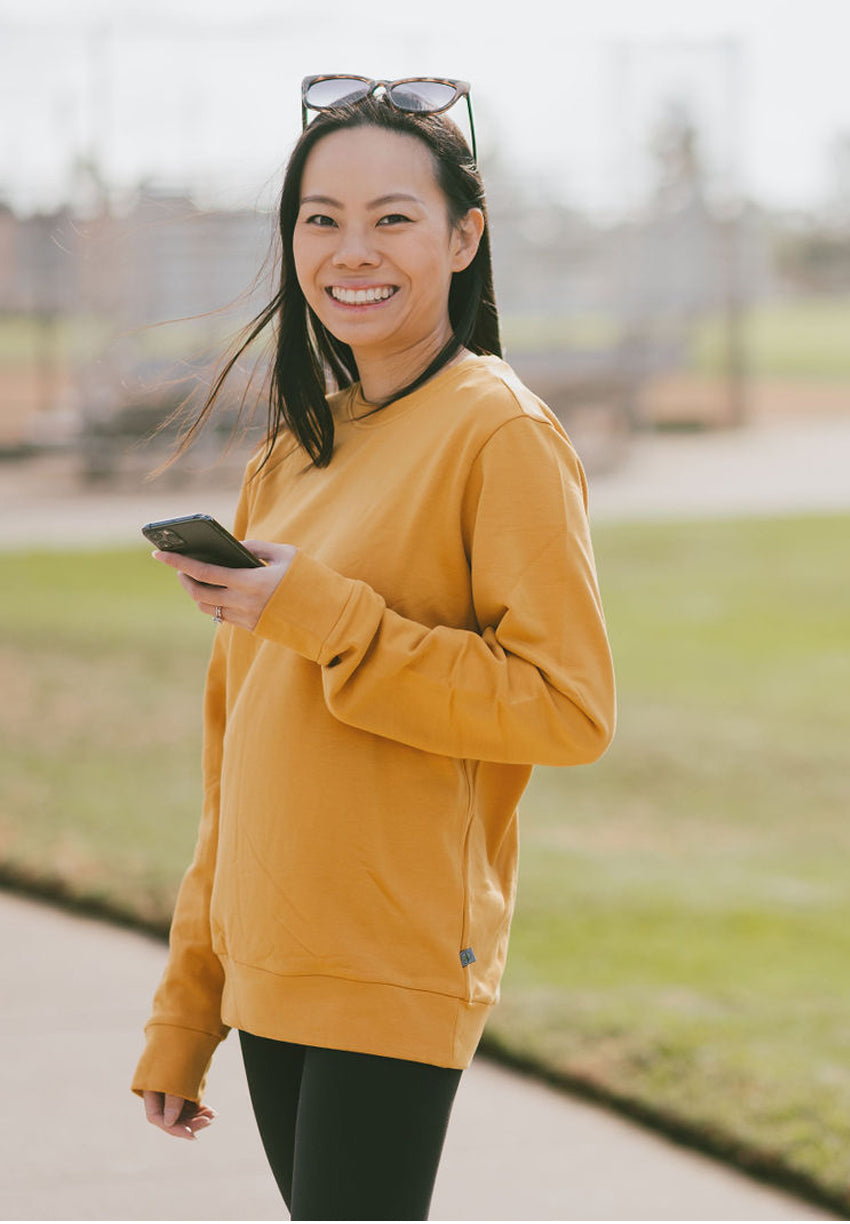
[450,207,485,273]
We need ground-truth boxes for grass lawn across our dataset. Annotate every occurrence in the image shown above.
[0,549,211,923]
[1,515,849,1209]
[0,313,241,371]
[502,297,850,381]
[693,298,850,380]
[5,297,850,380]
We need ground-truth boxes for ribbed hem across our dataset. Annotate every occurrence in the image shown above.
[130,1022,226,1104]
[219,956,490,1070]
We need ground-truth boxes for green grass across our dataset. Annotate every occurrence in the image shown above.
[501,297,850,381]
[0,313,242,368]
[0,549,212,921]
[490,515,850,1207]
[1,516,849,1209]
[0,314,109,366]
[502,312,622,352]
[694,298,850,380]
[5,298,850,384]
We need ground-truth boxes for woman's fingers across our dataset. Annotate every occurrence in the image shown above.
[143,1090,163,1125]
[154,540,297,632]
[177,571,220,602]
[241,539,298,565]
[163,1092,185,1127]
[152,550,232,588]
[143,1090,194,1139]
[142,1090,216,1141]
[187,1112,215,1134]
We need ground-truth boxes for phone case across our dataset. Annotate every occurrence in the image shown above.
[141,514,263,568]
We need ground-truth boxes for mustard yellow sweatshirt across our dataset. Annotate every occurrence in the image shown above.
[131,354,616,1103]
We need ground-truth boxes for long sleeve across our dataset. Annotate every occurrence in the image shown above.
[130,632,230,1103]
[253,415,616,765]
[131,479,255,1103]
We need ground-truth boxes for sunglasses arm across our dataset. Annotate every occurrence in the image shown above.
[465,95,478,166]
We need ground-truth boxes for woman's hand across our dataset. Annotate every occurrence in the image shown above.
[142,1090,216,1141]
[152,540,297,631]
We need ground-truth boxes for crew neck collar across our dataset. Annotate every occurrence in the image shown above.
[341,353,494,428]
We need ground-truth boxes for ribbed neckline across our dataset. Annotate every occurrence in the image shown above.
[338,353,498,429]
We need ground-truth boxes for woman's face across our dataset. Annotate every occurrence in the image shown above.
[292,125,482,370]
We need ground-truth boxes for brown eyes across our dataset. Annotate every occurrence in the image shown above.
[302,214,413,228]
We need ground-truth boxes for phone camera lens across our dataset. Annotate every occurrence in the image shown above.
[155,529,183,549]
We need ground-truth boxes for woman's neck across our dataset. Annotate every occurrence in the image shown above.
[355,328,461,405]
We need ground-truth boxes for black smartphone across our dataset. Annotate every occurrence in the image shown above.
[142,514,264,569]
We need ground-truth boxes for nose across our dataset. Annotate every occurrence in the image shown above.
[331,225,380,269]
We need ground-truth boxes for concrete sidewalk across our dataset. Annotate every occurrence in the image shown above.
[0,890,834,1221]
[1,414,850,554]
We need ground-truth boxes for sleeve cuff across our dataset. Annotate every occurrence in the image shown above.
[253,548,363,663]
[130,1022,226,1104]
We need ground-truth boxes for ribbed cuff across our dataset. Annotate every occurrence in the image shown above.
[130,1022,226,1104]
[253,548,361,663]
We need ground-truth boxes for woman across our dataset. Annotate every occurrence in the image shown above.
[132,78,616,1220]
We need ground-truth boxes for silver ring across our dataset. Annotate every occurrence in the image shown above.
[213,606,224,625]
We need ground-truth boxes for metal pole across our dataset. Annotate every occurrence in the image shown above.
[721,38,748,427]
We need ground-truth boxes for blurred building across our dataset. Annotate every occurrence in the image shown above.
[0,159,839,464]
[0,187,270,323]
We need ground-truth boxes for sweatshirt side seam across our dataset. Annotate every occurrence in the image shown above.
[457,758,478,1005]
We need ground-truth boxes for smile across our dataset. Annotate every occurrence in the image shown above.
[327,285,399,305]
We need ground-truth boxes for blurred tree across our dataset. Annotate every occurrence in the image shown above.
[824,129,850,230]
[774,227,850,294]
[773,129,850,294]
[648,98,706,215]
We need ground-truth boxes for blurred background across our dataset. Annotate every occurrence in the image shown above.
[2,0,849,486]
[2,0,850,1216]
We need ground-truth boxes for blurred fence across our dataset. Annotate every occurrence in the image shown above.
[0,175,762,480]
[2,33,850,483]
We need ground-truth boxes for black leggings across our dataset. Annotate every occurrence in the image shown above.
[238,1030,463,1221]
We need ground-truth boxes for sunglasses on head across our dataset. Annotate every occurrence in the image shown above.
[301,75,477,164]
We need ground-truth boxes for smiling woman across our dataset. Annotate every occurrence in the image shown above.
[293,127,485,405]
[169,90,501,469]
[131,83,616,1220]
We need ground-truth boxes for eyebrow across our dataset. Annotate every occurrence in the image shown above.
[299,192,424,209]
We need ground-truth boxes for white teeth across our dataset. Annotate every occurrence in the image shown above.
[330,286,396,304]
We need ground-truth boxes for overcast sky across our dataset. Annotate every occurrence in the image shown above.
[2,0,849,215]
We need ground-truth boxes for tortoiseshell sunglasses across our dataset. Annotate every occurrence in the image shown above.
[301,75,477,164]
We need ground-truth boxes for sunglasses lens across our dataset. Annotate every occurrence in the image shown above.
[304,77,370,109]
[388,81,458,112]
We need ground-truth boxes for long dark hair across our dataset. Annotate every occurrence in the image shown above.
[173,94,501,471]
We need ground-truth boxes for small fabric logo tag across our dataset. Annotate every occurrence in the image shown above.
[459,947,476,967]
